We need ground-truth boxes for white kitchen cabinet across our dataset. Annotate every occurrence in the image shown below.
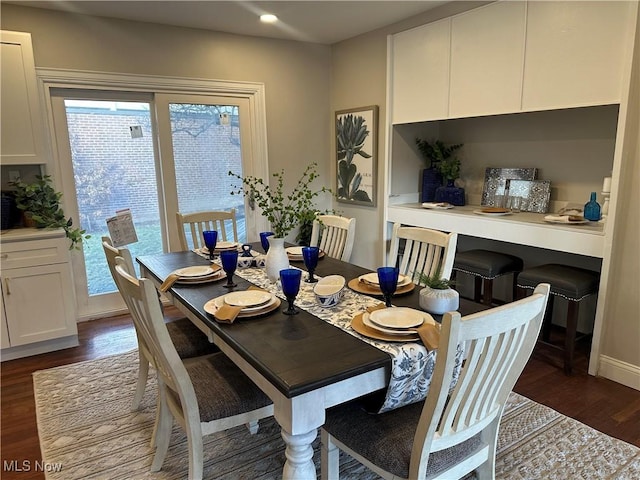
[0,293,10,349]
[391,18,451,124]
[0,30,47,165]
[0,229,78,360]
[522,1,634,111]
[449,1,526,118]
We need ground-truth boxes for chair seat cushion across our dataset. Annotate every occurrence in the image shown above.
[186,353,272,423]
[167,317,219,358]
[323,400,482,479]
[454,250,523,279]
[517,264,599,301]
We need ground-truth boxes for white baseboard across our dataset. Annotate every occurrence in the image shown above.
[598,355,640,391]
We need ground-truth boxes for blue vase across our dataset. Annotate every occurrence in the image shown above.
[584,192,601,221]
[434,181,465,206]
[421,168,442,203]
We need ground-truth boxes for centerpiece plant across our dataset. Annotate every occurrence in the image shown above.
[416,266,459,315]
[229,163,330,239]
[9,175,90,250]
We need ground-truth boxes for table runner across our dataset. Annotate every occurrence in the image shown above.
[195,251,461,413]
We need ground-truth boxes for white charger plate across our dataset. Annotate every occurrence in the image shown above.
[359,272,411,287]
[223,290,272,308]
[205,294,277,315]
[362,313,417,336]
[174,265,216,278]
[369,307,425,329]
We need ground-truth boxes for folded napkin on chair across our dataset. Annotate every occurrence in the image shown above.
[365,304,440,350]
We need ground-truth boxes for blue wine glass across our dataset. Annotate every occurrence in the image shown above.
[377,266,399,308]
[260,231,274,253]
[220,250,238,288]
[280,268,302,315]
[202,230,218,261]
[302,246,319,283]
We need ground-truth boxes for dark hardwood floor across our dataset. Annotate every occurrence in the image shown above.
[2,308,639,480]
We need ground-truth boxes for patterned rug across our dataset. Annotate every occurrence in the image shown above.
[34,351,640,479]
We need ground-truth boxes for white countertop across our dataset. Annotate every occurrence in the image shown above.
[387,203,605,258]
[0,227,66,243]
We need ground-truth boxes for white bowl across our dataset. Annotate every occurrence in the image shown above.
[313,275,346,308]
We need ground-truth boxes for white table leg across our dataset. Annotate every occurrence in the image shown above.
[281,428,317,480]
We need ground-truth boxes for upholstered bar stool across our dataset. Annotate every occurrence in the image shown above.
[517,264,600,375]
[452,250,523,306]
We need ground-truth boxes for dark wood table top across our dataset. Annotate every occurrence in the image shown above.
[137,245,486,400]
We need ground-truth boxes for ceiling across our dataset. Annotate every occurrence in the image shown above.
[7,1,447,44]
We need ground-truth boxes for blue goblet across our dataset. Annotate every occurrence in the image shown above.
[202,230,218,261]
[220,250,238,288]
[260,231,274,253]
[302,246,319,283]
[377,266,399,308]
[280,268,302,315]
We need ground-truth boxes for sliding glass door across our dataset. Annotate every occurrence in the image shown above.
[50,90,260,319]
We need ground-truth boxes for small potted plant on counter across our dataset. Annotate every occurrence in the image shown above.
[9,175,90,250]
[415,139,465,205]
[416,268,459,315]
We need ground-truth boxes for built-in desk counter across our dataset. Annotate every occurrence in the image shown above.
[387,203,605,258]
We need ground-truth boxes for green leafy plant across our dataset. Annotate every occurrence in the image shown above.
[415,139,463,182]
[229,163,330,239]
[337,113,372,202]
[416,267,455,290]
[9,175,90,250]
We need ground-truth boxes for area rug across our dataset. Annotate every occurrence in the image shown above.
[34,351,640,479]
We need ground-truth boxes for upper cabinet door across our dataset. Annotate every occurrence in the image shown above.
[0,31,47,165]
[522,1,634,111]
[448,1,526,119]
[391,18,451,124]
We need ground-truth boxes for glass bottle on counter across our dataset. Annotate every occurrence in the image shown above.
[584,192,601,221]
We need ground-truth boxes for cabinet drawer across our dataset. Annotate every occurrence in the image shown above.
[0,237,69,269]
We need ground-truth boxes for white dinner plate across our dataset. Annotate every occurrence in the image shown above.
[421,202,454,210]
[207,294,277,314]
[473,209,512,217]
[174,265,216,278]
[369,307,425,329]
[286,246,304,256]
[223,290,272,308]
[215,241,238,250]
[359,272,411,287]
[177,270,225,284]
[362,313,417,336]
[544,215,589,225]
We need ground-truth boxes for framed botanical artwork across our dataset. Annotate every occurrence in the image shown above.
[335,105,378,207]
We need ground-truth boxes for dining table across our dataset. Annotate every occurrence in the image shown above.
[137,243,486,479]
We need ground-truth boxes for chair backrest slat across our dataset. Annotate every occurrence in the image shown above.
[388,223,457,285]
[176,209,238,251]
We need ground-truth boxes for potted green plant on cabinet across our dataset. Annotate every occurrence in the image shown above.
[415,139,464,205]
[9,175,90,250]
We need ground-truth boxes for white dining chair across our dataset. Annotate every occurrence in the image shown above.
[310,214,356,262]
[176,209,238,251]
[388,223,458,285]
[321,283,550,480]
[114,258,274,480]
[102,236,218,412]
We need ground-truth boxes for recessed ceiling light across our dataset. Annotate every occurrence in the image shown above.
[260,14,278,24]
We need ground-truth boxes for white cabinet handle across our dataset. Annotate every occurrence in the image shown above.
[4,278,10,295]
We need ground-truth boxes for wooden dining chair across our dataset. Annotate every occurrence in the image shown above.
[114,258,274,480]
[102,236,218,412]
[310,214,356,262]
[321,283,550,480]
[388,223,458,285]
[176,209,238,251]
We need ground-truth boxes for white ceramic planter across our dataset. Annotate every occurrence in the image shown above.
[265,237,290,282]
[419,286,459,315]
